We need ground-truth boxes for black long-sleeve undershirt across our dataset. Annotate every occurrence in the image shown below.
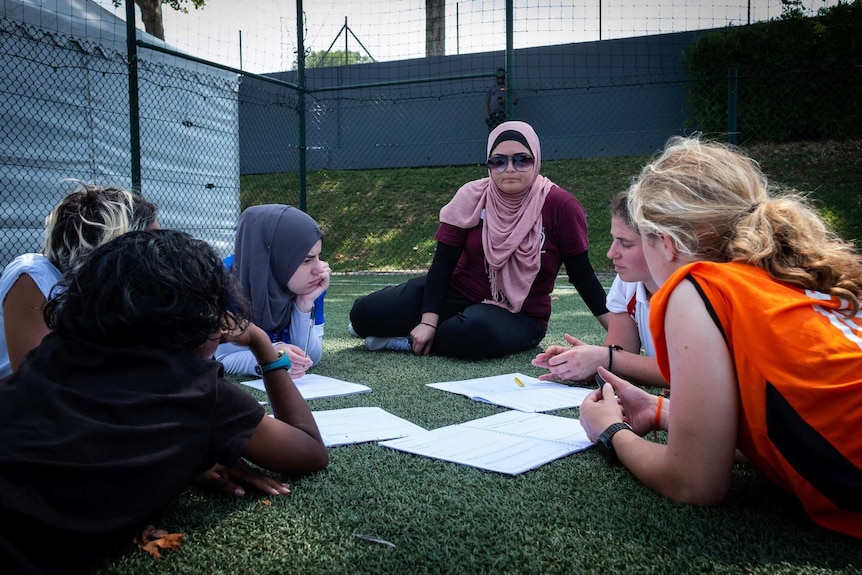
[563,250,608,316]
[421,241,607,317]
[421,241,462,314]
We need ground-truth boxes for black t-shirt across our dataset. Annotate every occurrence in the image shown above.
[0,333,265,574]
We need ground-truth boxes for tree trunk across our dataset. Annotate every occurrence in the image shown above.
[425,0,445,57]
[135,0,165,41]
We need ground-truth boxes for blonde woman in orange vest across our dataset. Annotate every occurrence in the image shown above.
[578,135,862,539]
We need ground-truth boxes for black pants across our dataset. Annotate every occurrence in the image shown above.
[349,275,545,360]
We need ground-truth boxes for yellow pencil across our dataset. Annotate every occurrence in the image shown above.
[514,376,525,387]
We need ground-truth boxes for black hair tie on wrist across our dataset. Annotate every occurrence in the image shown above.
[607,344,623,372]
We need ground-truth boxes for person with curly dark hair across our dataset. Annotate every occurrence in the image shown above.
[0,229,328,574]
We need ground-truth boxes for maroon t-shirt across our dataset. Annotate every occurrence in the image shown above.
[434,186,589,328]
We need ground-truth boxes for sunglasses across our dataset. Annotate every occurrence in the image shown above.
[486,153,535,173]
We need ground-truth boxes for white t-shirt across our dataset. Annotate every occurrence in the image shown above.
[0,253,63,379]
[605,274,654,358]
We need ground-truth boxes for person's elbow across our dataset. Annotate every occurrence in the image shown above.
[245,422,330,476]
[267,443,329,477]
[308,346,323,366]
[284,435,330,475]
[305,445,329,473]
[661,474,730,507]
[595,312,611,330]
[677,486,728,507]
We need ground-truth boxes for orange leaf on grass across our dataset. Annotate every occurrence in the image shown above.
[133,525,185,559]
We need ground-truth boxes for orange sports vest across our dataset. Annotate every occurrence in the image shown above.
[650,261,862,538]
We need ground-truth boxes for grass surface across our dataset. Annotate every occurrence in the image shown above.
[93,276,862,575]
[241,139,862,274]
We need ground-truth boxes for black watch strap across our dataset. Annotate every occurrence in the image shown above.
[596,422,633,465]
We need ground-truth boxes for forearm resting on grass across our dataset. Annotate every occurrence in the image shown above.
[611,411,735,507]
[588,283,740,506]
[582,370,733,507]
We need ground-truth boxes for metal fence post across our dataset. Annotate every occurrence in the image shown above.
[727,65,738,145]
[505,0,514,119]
[297,0,307,212]
[125,0,142,193]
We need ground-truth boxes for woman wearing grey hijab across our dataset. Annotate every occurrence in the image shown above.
[215,205,330,377]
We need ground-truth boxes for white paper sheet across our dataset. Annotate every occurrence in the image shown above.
[312,407,426,447]
[380,410,592,475]
[426,372,591,412]
[240,373,372,400]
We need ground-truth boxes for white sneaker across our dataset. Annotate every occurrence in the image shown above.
[364,336,411,352]
[347,323,360,338]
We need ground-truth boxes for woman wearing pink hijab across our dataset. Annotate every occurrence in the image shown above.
[349,121,609,359]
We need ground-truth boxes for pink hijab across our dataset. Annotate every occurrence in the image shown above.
[439,121,554,313]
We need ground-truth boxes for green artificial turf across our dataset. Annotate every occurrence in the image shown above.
[93,276,862,575]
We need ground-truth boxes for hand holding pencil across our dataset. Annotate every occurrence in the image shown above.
[273,343,312,379]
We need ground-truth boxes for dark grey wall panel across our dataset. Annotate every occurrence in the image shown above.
[239,30,709,174]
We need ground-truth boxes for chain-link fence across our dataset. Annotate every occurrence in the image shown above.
[2,0,860,273]
[1,0,241,265]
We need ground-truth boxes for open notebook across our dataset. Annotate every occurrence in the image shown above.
[427,372,591,412]
[312,407,426,447]
[380,410,592,475]
[240,373,371,401]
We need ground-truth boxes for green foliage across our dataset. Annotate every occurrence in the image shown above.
[299,50,374,69]
[164,0,206,12]
[780,0,821,20]
[682,0,862,144]
[111,0,206,11]
[112,0,206,40]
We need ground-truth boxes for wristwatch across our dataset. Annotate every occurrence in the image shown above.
[254,349,292,376]
[595,422,633,465]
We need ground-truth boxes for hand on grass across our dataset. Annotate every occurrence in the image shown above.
[194,460,291,497]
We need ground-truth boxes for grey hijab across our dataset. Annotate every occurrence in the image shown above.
[233,204,324,333]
